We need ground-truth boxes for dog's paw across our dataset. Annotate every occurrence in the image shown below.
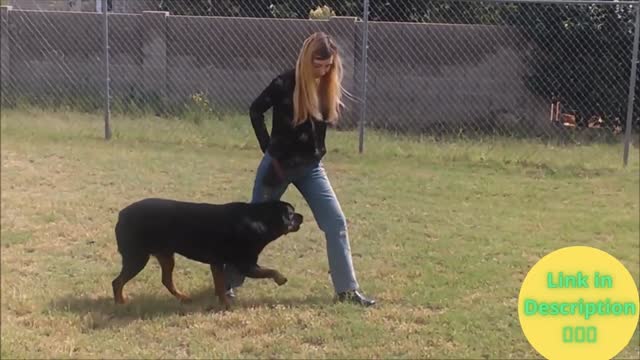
[274,273,288,286]
[174,291,192,303]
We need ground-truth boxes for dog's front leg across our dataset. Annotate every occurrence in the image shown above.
[243,264,287,286]
[209,264,231,310]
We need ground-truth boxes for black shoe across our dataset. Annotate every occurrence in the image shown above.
[225,287,236,299]
[336,290,376,307]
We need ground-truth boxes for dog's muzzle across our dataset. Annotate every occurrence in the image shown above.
[289,213,303,232]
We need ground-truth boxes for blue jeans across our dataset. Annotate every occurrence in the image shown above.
[224,152,360,294]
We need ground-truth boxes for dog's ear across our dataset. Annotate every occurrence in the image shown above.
[241,217,268,235]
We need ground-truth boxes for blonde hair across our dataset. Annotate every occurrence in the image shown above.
[293,32,344,126]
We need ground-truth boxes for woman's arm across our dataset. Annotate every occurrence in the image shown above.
[249,77,282,153]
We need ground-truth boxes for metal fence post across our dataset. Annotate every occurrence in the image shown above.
[623,2,640,167]
[1,6,12,108]
[358,0,370,154]
[103,0,112,140]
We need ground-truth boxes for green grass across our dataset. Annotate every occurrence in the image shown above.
[1,108,639,359]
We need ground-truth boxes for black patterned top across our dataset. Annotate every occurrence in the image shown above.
[249,69,328,168]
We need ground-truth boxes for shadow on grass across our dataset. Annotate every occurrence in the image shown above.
[48,287,331,330]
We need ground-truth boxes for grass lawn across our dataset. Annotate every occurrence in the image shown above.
[1,108,639,359]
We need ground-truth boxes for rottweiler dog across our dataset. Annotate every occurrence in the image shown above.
[111,198,303,309]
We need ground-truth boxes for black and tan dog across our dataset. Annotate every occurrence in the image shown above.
[111,198,303,309]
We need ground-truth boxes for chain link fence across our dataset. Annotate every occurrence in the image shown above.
[1,0,105,110]
[1,0,639,163]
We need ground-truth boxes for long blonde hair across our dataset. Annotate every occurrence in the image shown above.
[293,32,344,126]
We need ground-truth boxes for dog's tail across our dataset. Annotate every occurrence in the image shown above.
[114,217,125,255]
[115,207,140,255]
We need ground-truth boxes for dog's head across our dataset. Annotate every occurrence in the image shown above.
[245,201,303,240]
[279,201,303,234]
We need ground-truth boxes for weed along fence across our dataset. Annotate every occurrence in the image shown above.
[1,0,639,164]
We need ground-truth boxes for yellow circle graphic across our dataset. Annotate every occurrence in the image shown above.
[518,246,639,360]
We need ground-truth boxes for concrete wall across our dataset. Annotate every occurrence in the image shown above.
[8,0,158,13]
[0,6,549,133]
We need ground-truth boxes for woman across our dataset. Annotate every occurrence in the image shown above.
[223,32,376,307]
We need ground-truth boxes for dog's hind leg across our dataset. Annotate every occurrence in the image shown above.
[209,264,231,310]
[155,253,191,303]
[112,252,150,304]
[243,264,288,286]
